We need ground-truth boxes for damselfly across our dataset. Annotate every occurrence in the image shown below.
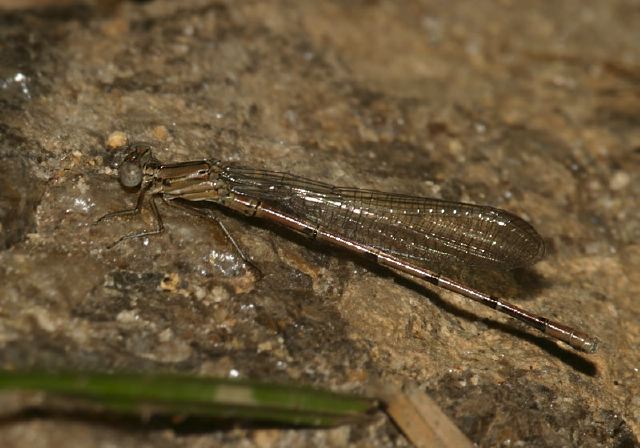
[98,143,598,353]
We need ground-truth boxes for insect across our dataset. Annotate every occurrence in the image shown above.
[98,142,598,353]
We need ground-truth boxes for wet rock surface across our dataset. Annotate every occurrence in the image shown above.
[0,1,638,446]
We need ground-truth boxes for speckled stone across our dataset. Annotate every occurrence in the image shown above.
[0,1,638,447]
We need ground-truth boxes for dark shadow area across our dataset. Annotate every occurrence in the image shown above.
[389,272,598,376]
[0,4,93,24]
[0,406,379,434]
[172,203,599,375]
[479,318,599,376]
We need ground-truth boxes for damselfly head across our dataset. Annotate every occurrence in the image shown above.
[119,160,143,188]
[117,143,156,188]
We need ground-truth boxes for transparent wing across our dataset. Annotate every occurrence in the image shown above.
[222,166,545,270]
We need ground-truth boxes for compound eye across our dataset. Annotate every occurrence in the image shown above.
[119,161,143,188]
